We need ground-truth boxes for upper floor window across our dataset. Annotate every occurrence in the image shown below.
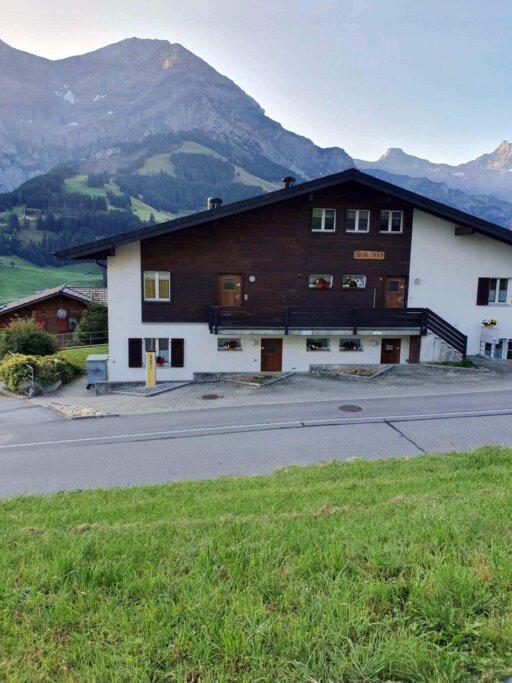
[309,274,333,289]
[346,209,369,233]
[311,208,336,232]
[144,271,170,301]
[379,210,403,233]
[489,278,509,304]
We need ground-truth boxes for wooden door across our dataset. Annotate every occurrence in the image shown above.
[218,274,242,306]
[408,336,421,364]
[381,338,401,364]
[261,339,283,371]
[384,276,406,308]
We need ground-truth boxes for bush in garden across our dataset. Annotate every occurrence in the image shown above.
[0,353,78,392]
[0,318,57,359]
[71,301,108,346]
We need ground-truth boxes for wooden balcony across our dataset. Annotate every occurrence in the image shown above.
[208,304,467,358]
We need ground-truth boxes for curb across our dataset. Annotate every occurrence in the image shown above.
[47,402,119,420]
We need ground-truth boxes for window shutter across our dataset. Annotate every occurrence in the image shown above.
[171,338,184,367]
[476,278,490,306]
[128,338,143,367]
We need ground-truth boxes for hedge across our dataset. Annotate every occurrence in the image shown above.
[0,354,78,393]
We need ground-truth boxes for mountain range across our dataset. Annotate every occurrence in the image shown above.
[2,35,512,248]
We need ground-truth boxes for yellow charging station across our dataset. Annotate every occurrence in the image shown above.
[146,351,156,388]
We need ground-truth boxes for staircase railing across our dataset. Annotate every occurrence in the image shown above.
[423,308,467,358]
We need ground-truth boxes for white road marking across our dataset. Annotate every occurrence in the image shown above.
[1,408,512,450]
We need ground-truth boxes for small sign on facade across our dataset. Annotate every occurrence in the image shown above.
[354,250,385,260]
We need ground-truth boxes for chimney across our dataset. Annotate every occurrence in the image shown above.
[282,176,296,189]
[207,197,223,210]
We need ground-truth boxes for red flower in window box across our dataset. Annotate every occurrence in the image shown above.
[156,356,165,366]
[314,277,331,289]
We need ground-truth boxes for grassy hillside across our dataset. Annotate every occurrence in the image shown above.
[1,447,512,681]
[0,256,103,304]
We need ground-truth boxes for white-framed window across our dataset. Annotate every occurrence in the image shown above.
[379,210,403,233]
[346,209,369,233]
[144,337,170,365]
[307,338,330,351]
[342,275,366,289]
[217,338,242,351]
[340,338,363,352]
[144,271,171,301]
[488,278,509,304]
[311,208,336,232]
[309,274,333,289]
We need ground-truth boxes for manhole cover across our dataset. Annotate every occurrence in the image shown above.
[0,434,14,444]
[339,405,362,412]
[199,394,222,400]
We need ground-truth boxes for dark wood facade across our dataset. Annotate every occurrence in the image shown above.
[140,181,414,324]
[0,294,89,336]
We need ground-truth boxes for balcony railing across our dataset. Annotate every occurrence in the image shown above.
[208,304,467,357]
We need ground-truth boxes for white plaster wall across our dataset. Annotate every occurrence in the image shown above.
[409,210,512,355]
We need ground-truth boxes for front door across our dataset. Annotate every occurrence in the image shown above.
[261,339,283,371]
[218,274,242,307]
[381,338,401,364]
[384,276,406,308]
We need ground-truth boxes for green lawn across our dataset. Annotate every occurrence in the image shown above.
[2,447,512,681]
[0,256,103,305]
[58,345,109,369]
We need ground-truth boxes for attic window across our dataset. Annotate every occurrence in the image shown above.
[379,210,403,233]
[346,209,369,233]
[311,209,336,232]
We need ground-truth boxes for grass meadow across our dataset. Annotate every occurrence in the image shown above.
[1,447,512,681]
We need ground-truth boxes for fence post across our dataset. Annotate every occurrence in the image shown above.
[420,309,428,336]
[214,306,219,335]
[284,307,289,335]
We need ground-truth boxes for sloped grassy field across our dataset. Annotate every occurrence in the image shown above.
[1,447,512,681]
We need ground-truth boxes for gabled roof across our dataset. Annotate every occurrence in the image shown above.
[55,168,512,260]
[0,283,107,316]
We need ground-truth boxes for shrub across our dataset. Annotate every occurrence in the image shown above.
[71,301,108,346]
[0,319,57,358]
[0,353,78,392]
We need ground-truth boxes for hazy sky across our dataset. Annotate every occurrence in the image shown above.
[2,0,511,164]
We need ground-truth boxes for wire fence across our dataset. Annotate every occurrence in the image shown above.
[55,330,108,349]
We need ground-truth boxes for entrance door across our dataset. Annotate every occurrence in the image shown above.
[218,274,242,306]
[261,339,283,371]
[381,338,401,364]
[384,276,406,308]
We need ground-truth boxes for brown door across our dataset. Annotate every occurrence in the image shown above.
[218,274,242,306]
[381,338,401,364]
[384,276,406,308]
[261,339,283,371]
[408,336,421,364]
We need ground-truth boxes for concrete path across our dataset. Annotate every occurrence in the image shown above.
[1,388,512,497]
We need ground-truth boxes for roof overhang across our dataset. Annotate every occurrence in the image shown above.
[54,169,512,261]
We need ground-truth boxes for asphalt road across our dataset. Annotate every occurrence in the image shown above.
[1,389,512,497]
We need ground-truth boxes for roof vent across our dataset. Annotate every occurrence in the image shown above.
[282,176,296,189]
[207,197,223,210]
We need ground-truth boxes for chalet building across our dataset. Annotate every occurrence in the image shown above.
[0,284,107,342]
[56,169,512,381]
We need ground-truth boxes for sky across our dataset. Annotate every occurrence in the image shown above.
[2,0,511,165]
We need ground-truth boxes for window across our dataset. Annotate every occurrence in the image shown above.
[488,278,509,303]
[144,271,171,301]
[379,210,403,233]
[346,209,369,233]
[309,274,333,289]
[144,338,170,365]
[307,338,330,351]
[218,337,242,351]
[342,275,366,289]
[311,208,336,232]
[68,316,77,331]
[340,338,363,352]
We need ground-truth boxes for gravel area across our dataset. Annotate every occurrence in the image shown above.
[27,356,512,417]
